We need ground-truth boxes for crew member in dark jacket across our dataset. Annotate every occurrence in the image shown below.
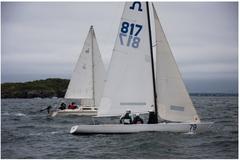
[59,102,66,110]
[120,110,133,124]
[133,113,144,124]
[148,110,157,124]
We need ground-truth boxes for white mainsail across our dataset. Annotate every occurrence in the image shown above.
[65,26,106,107]
[153,5,200,123]
[98,2,154,116]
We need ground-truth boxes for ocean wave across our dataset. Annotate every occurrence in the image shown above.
[29,132,42,136]
[50,131,62,135]
[2,112,27,117]
[17,125,35,129]
[15,113,27,117]
[29,131,63,136]
[193,139,237,148]
[2,112,10,116]
[183,131,196,135]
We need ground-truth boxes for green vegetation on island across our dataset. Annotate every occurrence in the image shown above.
[1,78,69,98]
[1,78,238,98]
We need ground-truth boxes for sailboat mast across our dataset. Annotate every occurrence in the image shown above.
[91,25,95,107]
[146,2,158,123]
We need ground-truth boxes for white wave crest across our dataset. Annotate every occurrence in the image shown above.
[29,133,42,136]
[2,112,10,116]
[15,113,27,117]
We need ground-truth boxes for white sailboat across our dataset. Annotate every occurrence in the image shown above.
[70,2,213,133]
[51,26,106,117]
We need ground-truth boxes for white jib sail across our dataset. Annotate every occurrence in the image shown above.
[153,4,200,123]
[65,26,106,107]
[98,2,154,116]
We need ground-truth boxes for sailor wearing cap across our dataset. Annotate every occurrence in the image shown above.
[120,109,133,124]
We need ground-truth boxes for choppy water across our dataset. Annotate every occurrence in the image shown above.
[1,96,238,158]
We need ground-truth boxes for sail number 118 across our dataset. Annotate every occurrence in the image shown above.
[119,21,143,48]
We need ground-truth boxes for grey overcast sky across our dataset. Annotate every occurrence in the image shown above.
[1,2,238,93]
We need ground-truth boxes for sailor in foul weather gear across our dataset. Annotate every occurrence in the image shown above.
[68,102,77,109]
[120,110,133,124]
[59,102,66,110]
[133,113,144,124]
[190,124,197,132]
[148,109,157,124]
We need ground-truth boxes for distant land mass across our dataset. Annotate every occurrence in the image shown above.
[1,78,69,98]
[1,78,238,98]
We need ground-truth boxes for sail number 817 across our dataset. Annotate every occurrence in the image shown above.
[119,21,142,48]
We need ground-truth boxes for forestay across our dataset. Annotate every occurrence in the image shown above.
[153,5,200,123]
[65,27,106,107]
[98,2,154,116]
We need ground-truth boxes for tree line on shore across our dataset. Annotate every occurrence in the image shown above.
[1,78,69,98]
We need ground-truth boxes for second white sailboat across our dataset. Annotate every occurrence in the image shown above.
[51,26,106,117]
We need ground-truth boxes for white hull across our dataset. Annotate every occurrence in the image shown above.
[51,108,97,117]
[70,122,213,134]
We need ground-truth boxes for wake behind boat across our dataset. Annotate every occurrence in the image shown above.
[70,2,213,134]
[51,26,106,117]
